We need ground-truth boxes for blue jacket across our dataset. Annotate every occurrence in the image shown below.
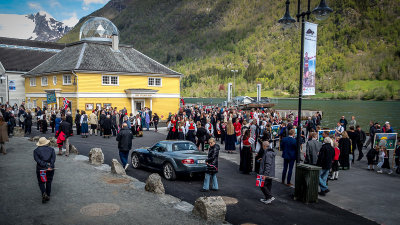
[34,146,56,170]
[281,136,297,160]
[55,117,61,132]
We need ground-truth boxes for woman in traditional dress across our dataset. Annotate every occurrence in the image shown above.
[240,129,253,174]
[225,120,236,154]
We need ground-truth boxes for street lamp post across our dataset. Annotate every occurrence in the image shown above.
[278,0,333,163]
[231,69,238,105]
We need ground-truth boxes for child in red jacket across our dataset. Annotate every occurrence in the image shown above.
[331,142,340,180]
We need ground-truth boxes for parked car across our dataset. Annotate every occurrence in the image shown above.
[130,140,208,180]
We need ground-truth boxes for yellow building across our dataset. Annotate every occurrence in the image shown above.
[23,17,182,120]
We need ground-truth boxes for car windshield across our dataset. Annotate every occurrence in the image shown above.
[172,143,197,151]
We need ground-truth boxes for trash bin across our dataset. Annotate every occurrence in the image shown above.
[294,164,321,203]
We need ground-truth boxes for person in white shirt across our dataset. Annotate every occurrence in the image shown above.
[335,122,344,137]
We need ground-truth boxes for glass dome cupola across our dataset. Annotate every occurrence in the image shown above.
[79,17,119,42]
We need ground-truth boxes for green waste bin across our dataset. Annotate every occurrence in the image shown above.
[294,164,321,203]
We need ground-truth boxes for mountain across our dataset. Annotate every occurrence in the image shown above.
[59,0,400,99]
[0,11,72,42]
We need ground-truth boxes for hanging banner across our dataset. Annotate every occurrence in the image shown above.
[303,22,318,96]
[8,80,16,91]
[47,91,56,104]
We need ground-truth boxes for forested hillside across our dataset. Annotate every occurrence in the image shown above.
[60,0,400,100]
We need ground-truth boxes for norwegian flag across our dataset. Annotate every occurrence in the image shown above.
[256,174,265,187]
[180,98,185,105]
[40,170,47,182]
[63,97,70,110]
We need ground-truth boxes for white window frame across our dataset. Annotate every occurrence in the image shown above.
[30,78,36,86]
[63,75,72,85]
[32,100,37,108]
[42,100,48,109]
[53,76,57,85]
[148,77,162,87]
[41,76,48,86]
[101,75,119,86]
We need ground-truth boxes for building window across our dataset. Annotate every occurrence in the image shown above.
[53,76,57,85]
[102,75,119,86]
[148,77,162,87]
[63,75,72,85]
[41,76,48,86]
[30,78,36,86]
[33,100,37,108]
[42,100,48,109]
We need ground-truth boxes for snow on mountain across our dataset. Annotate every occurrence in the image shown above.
[0,11,72,42]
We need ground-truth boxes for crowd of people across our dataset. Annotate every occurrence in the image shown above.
[164,105,399,202]
[1,101,399,205]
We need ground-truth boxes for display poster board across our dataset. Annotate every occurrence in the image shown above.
[373,133,398,150]
[85,103,94,111]
[103,103,112,109]
[318,130,336,142]
[271,125,280,140]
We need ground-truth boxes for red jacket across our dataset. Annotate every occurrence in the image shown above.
[334,147,340,161]
[234,122,242,136]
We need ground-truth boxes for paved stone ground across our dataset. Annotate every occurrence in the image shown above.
[0,137,204,225]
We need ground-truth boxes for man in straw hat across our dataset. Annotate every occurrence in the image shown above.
[33,137,56,203]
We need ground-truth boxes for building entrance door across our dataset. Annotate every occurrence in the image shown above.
[134,100,145,115]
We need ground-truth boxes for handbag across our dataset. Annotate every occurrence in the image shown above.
[207,164,218,173]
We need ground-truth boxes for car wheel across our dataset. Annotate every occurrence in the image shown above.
[131,153,141,168]
[163,162,176,180]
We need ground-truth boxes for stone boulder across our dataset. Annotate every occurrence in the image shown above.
[32,136,40,142]
[192,196,227,223]
[69,144,79,154]
[111,159,126,175]
[145,173,165,194]
[48,137,58,147]
[88,148,104,166]
[13,127,25,137]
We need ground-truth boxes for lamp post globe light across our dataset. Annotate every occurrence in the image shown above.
[278,0,333,164]
[278,0,296,29]
[312,0,334,21]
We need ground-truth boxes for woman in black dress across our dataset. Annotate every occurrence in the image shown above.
[152,113,159,132]
[102,115,112,138]
[24,110,33,135]
[339,131,351,169]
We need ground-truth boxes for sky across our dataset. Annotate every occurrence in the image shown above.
[0,0,109,27]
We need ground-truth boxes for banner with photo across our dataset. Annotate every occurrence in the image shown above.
[302,22,318,96]
[271,125,280,140]
[318,130,336,143]
[373,133,398,150]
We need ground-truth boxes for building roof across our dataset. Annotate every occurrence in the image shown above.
[0,37,65,72]
[25,41,183,77]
